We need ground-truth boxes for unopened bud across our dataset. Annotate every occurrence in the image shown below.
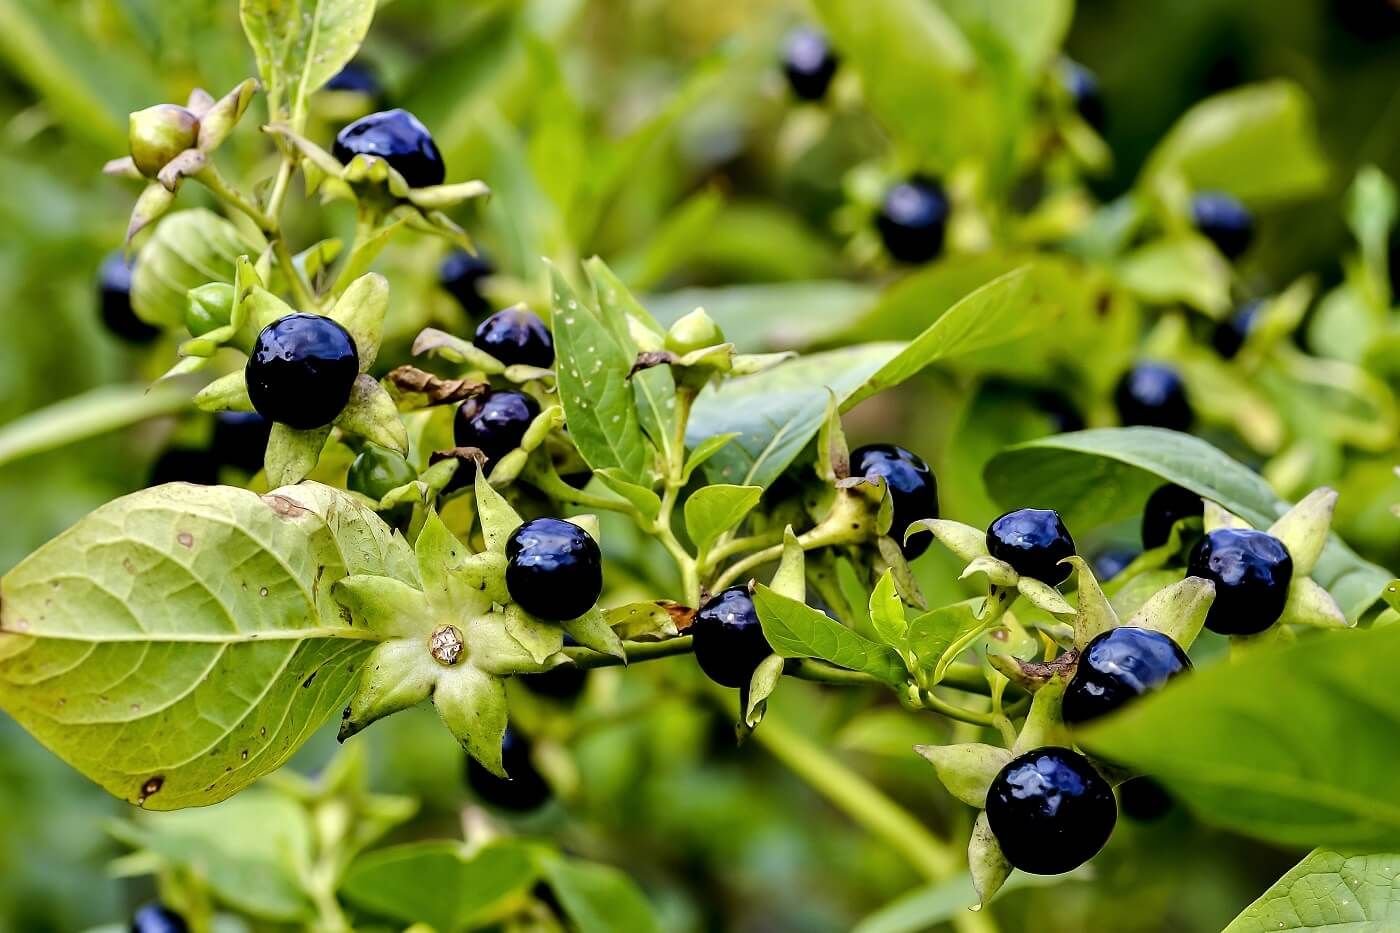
[129,105,198,178]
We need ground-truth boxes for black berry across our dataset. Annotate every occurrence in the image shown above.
[1211,300,1262,360]
[333,108,444,188]
[98,252,159,343]
[453,389,540,482]
[324,60,381,98]
[475,308,554,368]
[850,444,939,559]
[131,903,189,933]
[691,586,773,688]
[1187,528,1293,635]
[465,728,551,811]
[348,443,417,502]
[1191,192,1254,260]
[1060,59,1105,131]
[1062,626,1191,725]
[246,314,359,430]
[1140,483,1203,550]
[506,518,603,621]
[782,27,838,101]
[211,411,272,474]
[520,665,588,701]
[985,746,1117,875]
[986,508,1076,585]
[1118,776,1174,822]
[440,250,494,315]
[1032,388,1085,434]
[877,176,950,264]
[1114,363,1193,431]
[1091,547,1138,582]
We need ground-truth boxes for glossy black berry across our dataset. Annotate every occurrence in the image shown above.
[348,443,417,502]
[1118,776,1174,822]
[1211,300,1262,360]
[131,903,189,933]
[465,729,551,811]
[324,60,381,98]
[691,586,773,688]
[475,308,554,368]
[1062,626,1191,726]
[876,176,950,264]
[506,518,603,621]
[211,411,272,474]
[985,747,1117,875]
[1187,528,1293,635]
[440,250,494,315]
[1191,192,1254,260]
[246,314,359,430]
[850,444,939,559]
[987,508,1076,585]
[1060,59,1105,131]
[1032,389,1086,434]
[333,108,444,188]
[1141,483,1204,550]
[782,27,838,101]
[150,448,221,486]
[1091,547,1138,582]
[1114,363,1193,432]
[453,389,540,482]
[98,252,159,343]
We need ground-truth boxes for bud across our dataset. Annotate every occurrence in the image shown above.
[129,104,199,178]
[185,282,234,337]
[664,308,725,355]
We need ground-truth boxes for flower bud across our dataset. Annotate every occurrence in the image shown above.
[185,282,234,337]
[129,105,199,178]
[664,308,725,355]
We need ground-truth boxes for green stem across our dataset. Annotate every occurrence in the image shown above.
[735,699,959,881]
[703,528,786,571]
[196,164,275,232]
[918,689,1000,729]
[526,461,643,520]
[563,637,693,668]
[0,381,195,469]
[274,236,319,311]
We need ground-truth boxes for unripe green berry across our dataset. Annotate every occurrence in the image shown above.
[664,308,725,356]
[185,282,234,337]
[348,444,418,503]
[129,104,199,178]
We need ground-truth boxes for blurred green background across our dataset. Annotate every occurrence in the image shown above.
[1,0,1398,929]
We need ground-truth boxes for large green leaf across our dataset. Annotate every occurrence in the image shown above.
[0,482,408,809]
[132,209,264,329]
[752,585,907,687]
[541,855,661,933]
[811,0,997,170]
[1140,80,1329,205]
[688,343,900,488]
[1082,626,1400,850]
[110,790,314,921]
[648,281,876,352]
[340,840,538,931]
[550,265,651,483]
[240,0,375,126]
[984,429,1391,620]
[1223,848,1400,932]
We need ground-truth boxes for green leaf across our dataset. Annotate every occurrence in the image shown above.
[1223,848,1400,932]
[842,266,1067,410]
[542,855,661,933]
[1082,625,1400,850]
[550,264,651,483]
[0,482,399,809]
[684,484,762,556]
[688,343,901,488]
[110,790,314,921]
[265,423,331,487]
[1347,166,1398,304]
[868,571,907,650]
[1141,80,1329,205]
[851,869,1088,933]
[649,281,876,352]
[132,209,263,329]
[594,469,663,523]
[0,381,194,470]
[906,600,986,684]
[240,0,375,127]
[984,429,1392,621]
[340,840,537,932]
[812,0,998,170]
[751,585,907,687]
[681,433,738,483]
[1115,235,1231,316]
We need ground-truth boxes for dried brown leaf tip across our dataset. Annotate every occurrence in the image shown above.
[388,365,488,405]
